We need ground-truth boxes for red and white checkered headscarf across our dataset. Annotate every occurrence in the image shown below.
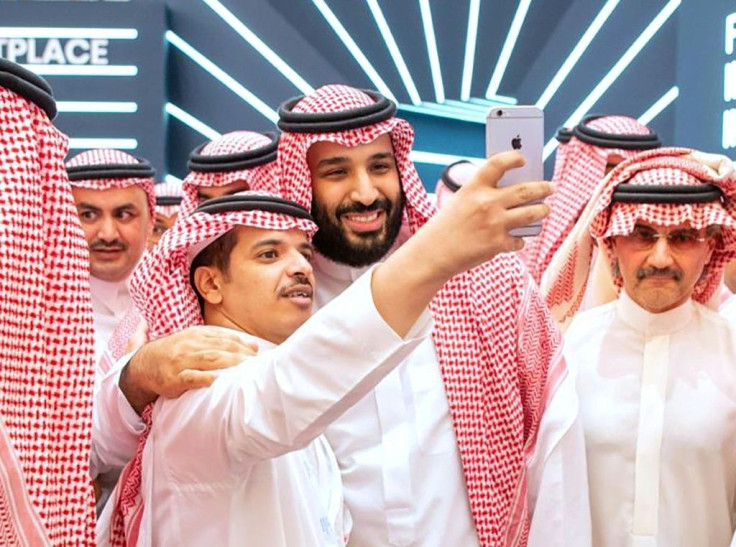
[154,178,183,218]
[107,191,316,546]
[0,64,95,544]
[541,147,736,329]
[278,84,565,545]
[181,131,280,217]
[435,160,480,209]
[523,116,658,283]
[66,149,156,216]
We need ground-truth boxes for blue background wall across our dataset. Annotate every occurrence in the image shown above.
[3,0,732,188]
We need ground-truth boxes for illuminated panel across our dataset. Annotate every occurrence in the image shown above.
[460,0,481,101]
[638,86,678,126]
[400,103,483,124]
[536,0,620,109]
[543,0,681,159]
[199,0,313,94]
[56,101,138,113]
[166,31,277,123]
[20,65,137,76]
[69,138,138,149]
[410,150,483,165]
[311,0,397,101]
[0,27,138,39]
[366,0,421,105]
[165,103,220,140]
[485,0,533,99]
[418,0,445,103]
[165,174,183,185]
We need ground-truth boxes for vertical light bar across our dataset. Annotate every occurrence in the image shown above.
[536,0,620,110]
[419,0,445,103]
[312,0,397,101]
[485,0,533,99]
[638,86,679,126]
[199,0,313,94]
[166,31,278,122]
[543,0,681,160]
[724,108,736,150]
[460,0,481,101]
[366,0,421,105]
[165,103,221,140]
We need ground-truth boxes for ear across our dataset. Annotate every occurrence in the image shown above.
[193,265,224,305]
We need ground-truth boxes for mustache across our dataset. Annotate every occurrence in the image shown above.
[335,198,392,218]
[89,240,127,252]
[278,274,313,296]
[636,267,683,281]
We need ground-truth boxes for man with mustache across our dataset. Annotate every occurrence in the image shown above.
[99,175,555,545]
[67,150,156,369]
[541,148,736,544]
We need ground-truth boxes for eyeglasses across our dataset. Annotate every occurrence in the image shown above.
[620,225,710,252]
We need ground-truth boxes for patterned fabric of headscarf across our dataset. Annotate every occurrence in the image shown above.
[107,192,317,545]
[277,84,565,545]
[541,147,736,330]
[181,131,280,217]
[523,116,659,283]
[154,178,184,218]
[0,61,95,545]
[66,149,156,216]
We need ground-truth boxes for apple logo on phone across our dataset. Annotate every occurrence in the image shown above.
[511,134,522,150]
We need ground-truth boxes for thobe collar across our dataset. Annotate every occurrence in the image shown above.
[89,275,132,318]
[616,290,696,337]
[232,330,276,352]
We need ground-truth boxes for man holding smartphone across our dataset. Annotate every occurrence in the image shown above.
[102,85,590,546]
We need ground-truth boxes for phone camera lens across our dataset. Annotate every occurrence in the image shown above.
[497,110,504,117]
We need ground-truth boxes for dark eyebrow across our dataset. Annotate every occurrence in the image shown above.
[252,238,284,249]
[371,152,395,161]
[113,203,139,214]
[78,202,101,212]
[317,156,350,168]
[300,241,314,253]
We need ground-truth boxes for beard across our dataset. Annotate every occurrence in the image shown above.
[311,190,406,268]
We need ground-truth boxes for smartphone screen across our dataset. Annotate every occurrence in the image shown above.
[485,106,544,237]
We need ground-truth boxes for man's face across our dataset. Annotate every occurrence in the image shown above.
[611,221,717,313]
[307,133,405,267]
[147,212,178,250]
[196,179,251,203]
[207,227,315,344]
[72,186,152,282]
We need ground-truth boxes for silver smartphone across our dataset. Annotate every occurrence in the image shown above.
[485,106,544,237]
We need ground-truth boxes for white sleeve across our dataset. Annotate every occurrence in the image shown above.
[90,352,145,478]
[154,268,431,474]
[526,368,592,547]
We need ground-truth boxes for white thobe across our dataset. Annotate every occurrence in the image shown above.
[567,293,736,546]
[90,276,132,377]
[314,254,590,547]
[97,270,431,546]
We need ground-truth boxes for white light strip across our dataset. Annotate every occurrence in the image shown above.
[311,0,396,101]
[460,0,481,101]
[200,0,313,94]
[543,0,681,160]
[69,138,138,150]
[419,0,445,103]
[410,150,484,165]
[469,95,518,106]
[165,174,183,185]
[165,103,221,141]
[21,64,137,77]
[535,0,619,110]
[638,86,679,126]
[0,27,138,39]
[366,0,421,105]
[56,101,138,113]
[485,0,533,98]
[166,31,278,122]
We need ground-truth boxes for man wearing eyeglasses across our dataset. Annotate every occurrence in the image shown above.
[541,148,736,545]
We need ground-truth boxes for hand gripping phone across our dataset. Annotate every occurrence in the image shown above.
[485,106,544,237]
